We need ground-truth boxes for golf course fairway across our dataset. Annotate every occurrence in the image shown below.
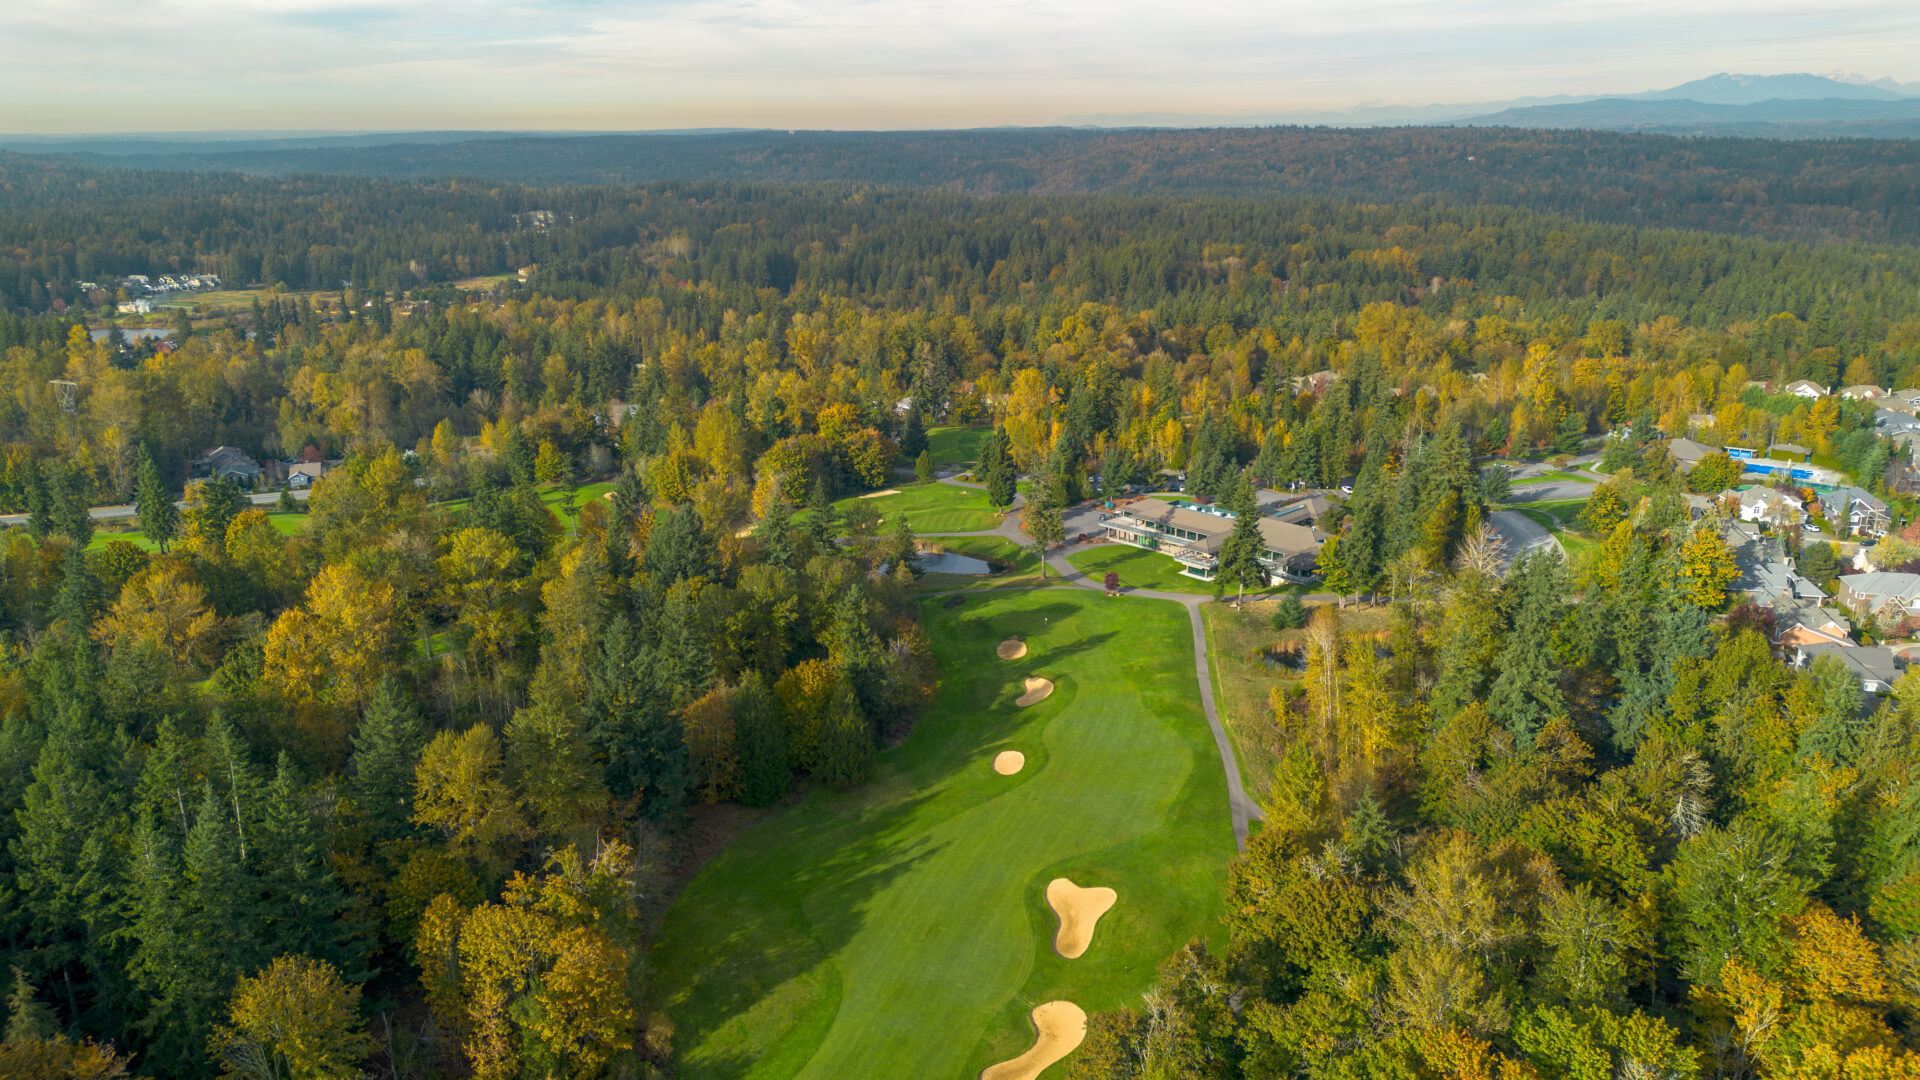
[650,588,1235,1080]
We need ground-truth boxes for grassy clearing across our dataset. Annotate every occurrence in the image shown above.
[928,426,991,468]
[1199,599,1396,803]
[86,508,308,552]
[650,589,1234,1080]
[837,481,1004,534]
[1064,543,1308,597]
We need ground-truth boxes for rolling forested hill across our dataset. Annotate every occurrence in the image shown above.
[17,125,1920,247]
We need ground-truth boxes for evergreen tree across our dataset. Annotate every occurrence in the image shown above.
[1214,476,1268,602]
[806,477,838,549]
[348,678,427,842]
[1486,550,1569,745]
[135,448,178,553]
[644,505,715,592]
[732,671,791,807]
[914,448,933,484]
[256,755,358,972]
[815,682,874,790]
[587,613,689,816]
[982,427,1017,509]
[899,403,927,462]
[888,514,922,578]
[756,490,797,568]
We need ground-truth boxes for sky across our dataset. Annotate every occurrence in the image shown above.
[2,0,1918,133]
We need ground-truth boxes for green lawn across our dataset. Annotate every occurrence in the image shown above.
[650,589,1235,1080]
[835,481,1004,534]
[1064,543,1306,597]
[86,507,308,551]
[927,426,990,468]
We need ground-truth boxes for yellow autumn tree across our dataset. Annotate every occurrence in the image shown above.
[264,563,402,711]
[414,725,527,866]
[415,844,642,1080]
[1675,524,1739,611]
[209,955,370,1080]
[93,560,217,669]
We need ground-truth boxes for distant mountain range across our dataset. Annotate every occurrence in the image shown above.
[1059,73,1920,139]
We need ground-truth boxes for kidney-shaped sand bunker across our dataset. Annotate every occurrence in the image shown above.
[980,1001,1088,1080]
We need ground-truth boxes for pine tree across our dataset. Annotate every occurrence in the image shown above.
[806,477,838,549]
[756,490,797,568]
[982,427,1017,509]
[135,447,178,553]
[888,514,922,578]
[587,613,689,815]
[732,671,791,807]
[815,682,874,790]
[348,678,427,842]
[1486,550,1569,745]
[256,755,358,973]
[1213,475,1267,602]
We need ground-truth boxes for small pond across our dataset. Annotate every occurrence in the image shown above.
[918,552,992,575]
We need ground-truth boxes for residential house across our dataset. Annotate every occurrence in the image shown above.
[1770,597,1852,650]
[1835,571,1920,619]
[116,299,151,315]
[1683,493,1720,520]
[1725,522,1825,602]
[1666,437,1718,471]
[1100,497,1327,583]
[1818,486,1891,538]
[1792,641,1900,693]
[286,460,328,489]
[1841,384,1886,401]
[1886,388,1920,412]
[1686,412,1718,435]
[1878,409,1920,436]
[1784,380,1828,398]
[1737,487,1806,529]
[191,446,264,486]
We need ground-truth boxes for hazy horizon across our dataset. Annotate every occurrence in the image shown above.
[3,0,1918,134]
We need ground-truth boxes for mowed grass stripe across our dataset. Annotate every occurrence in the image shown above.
[653,590,1233,1080]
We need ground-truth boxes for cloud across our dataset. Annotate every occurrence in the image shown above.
[2,0,1916,131]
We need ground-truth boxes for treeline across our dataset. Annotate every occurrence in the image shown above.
[15,159,1920,337]
[33,125,1920,246]
[1070,504,1920,1077]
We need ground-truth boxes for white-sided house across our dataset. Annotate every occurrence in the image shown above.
[1841,384,1886,401]
[1737,487,1806,529]
[1100,497,1326,583]
[1793,641,1900,693]
[1785,380,1829,399]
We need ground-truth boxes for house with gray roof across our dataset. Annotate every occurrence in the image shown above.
[1667,438,1718,471]
[1726,522,1825,602]
[1836,571,1920,618]
[1818,486,1891,538]
[1793,641,1900,693]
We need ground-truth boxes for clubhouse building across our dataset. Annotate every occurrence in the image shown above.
[1098,497,1327,583]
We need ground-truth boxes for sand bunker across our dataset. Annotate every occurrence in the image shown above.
[993,750,1026,775]
[859,488,900,498]
[981,1001,1088,1080]
[1047,879,1118,960]
[996,639,1028,660]
[1014,677,1054,707]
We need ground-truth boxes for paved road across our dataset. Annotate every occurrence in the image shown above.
[1489,508,1565,565]
[0,487,310,528]
[1507,480,1594,503]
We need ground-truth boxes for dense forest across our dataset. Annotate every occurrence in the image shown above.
[23,125,1920,245]
[3,157,1920,1078]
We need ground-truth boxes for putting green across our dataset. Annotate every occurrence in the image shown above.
[651,588,1234,1080]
